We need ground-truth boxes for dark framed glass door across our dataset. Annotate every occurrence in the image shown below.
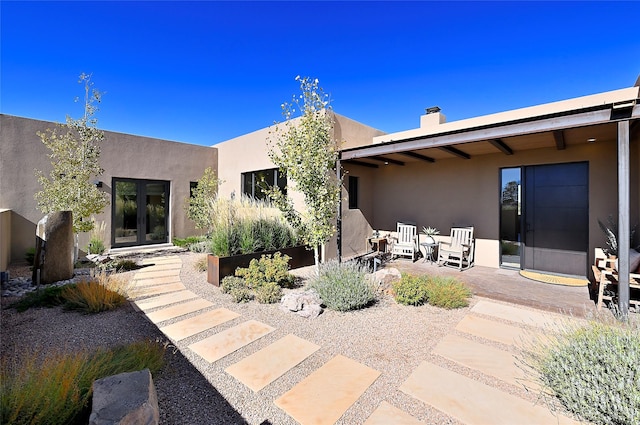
[112,178,169,247]
[500,168,522,268]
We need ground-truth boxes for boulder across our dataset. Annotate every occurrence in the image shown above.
[280,289,323,319]
[89,369,159,425]
[33,211,74,284]
[370,267,402,296]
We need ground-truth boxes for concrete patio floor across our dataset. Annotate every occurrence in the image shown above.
[386,258,599,317]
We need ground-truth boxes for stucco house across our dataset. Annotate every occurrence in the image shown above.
[1,79,639,300]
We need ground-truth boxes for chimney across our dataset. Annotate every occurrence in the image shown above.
[420,106,446,128]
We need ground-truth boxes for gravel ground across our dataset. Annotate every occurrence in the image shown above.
[1,251,552,424]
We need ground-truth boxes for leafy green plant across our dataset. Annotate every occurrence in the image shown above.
[235,252,294,289]
[220,276,245,294]
[424,276,471,309]
[24,247,36,266]
[11,285,67,312]
[86,219,107,254]
[186,167,221,233]
[172,235,205,248]
[392,274,429,306]
[522,317,640,425]
[0,340,165,425]
[309,260,375,311]
[112,259,138,272]
[254,282,282,304]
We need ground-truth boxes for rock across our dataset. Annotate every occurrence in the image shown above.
[33,211,74,285]
[370,267,402,295]
[89,369,159,425]
[280,290,323,319]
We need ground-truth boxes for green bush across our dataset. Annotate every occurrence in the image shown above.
[424,276,471,309]
[172,235,205,248]
[393,274,429,306]
[235,252,294,289]
[11,285,67,312]
[524,318,640,425]
[0,340,165,425]
[230,286,253,303]
[220,276,245,294]
[309,260,375,311]
[255,282,282,304]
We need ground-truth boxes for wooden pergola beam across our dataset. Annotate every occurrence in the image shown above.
[438,146,470,160]
[344,160,378,168]
[489,138,513,155]
[369,156,405,166]
[400,151,435,163]
[553,130,566,150]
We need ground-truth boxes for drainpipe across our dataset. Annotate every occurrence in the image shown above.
[617,120,630,318]
[336,158,342,263]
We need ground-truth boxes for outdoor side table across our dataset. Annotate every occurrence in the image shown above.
[420,242,438,263]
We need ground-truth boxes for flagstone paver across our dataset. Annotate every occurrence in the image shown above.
[471,299,563,328]
[140,256,181,265]
[226,334,320,392]
[364,401,425,425]
[131,275,182,287]
[275,354,381,425]
[136,262,182,271]
[189,320,275,363]
[160,308,240,341]
[132,282,186,298]
[400,362,580,425]
[134,290,199,311]
[433,334,537,390]
[455,314,533,346]
[130,269,181,280]
[146,298,215,323]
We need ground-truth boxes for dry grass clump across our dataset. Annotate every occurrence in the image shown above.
[194,255,208,272]
[62,272,130,313]
[521,314,640,425]
[0,341,166,425]
[392,274,471,309]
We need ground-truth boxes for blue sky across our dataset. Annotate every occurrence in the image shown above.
[2,1,639,147]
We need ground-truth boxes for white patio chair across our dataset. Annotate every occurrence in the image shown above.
[391,222,419,261]
[437,227,475,270]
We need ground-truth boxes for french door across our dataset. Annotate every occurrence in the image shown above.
[112,178,169,247]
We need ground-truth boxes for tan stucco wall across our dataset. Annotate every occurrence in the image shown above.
[344,136,628,272]
[0,209,11,270]
[0,114,217,261]
[215,113,385,259]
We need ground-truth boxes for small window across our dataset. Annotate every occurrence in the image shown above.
[348,176,359,209]
[189,182,198,198]
[241,168,286,200]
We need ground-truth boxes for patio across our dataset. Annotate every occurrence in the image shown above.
[387,258,599,317]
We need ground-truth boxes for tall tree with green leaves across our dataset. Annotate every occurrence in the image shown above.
[186,167,221,234]
[268,76,341,267]
[34,73,109,237]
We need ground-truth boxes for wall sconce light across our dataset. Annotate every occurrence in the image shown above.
[94,180,103,188]
[587,138,596,143]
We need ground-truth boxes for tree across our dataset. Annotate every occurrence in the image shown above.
[267,76,341,267]
[186,167,221,234]
[34,73,109,236]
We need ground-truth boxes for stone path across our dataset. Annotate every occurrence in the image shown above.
[131,256,583,424]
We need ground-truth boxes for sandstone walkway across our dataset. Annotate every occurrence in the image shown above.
[130,255,582,425]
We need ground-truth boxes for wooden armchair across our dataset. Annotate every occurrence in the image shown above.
[391,222,419,261]
[437,227,475,271]
[594,249,640,310]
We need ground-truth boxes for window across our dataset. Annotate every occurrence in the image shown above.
[348,175,359,209]
[241,168,286,200]
[189,181,198,198]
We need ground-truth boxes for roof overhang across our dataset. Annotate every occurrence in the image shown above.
[340,86,640,164]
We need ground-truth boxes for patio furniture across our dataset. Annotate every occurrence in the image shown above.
[420,242,438,264]
[391,222,419,261]
[595,249,640,310]
[367,236,388,253]
[437,226,475,270]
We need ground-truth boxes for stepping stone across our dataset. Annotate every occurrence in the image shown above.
[455,314,534,347]
[134,290,198,311]
[471,300,560,328]
[189,320,275,363]
[140,256,181,265]
[132,275,182,287]
[364,401,424,425]
[433,334,537,390]
[131,269,180,280]
[146,298,214,323]
[160,308,240,341]
[226,334,319,392]
[400,362,580,425]
[275,354,381,425]
[138,262,182,272]
[132,282,186,299]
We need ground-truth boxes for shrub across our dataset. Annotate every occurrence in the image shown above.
[424,276,471,309]
[309,260,375,311]
[172,235,204,248]
[112,259,138,272]
[0,340,165,425]
[230,286,253,303]
[255,282,282,304]
[11,285,67,312]
[392,274,429,306]
[220,276,245,294]
[194,255,207,272]
[235,252,294,289]
[87,220,106,254]
[523,318,640,425]
[61,272,128,313]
